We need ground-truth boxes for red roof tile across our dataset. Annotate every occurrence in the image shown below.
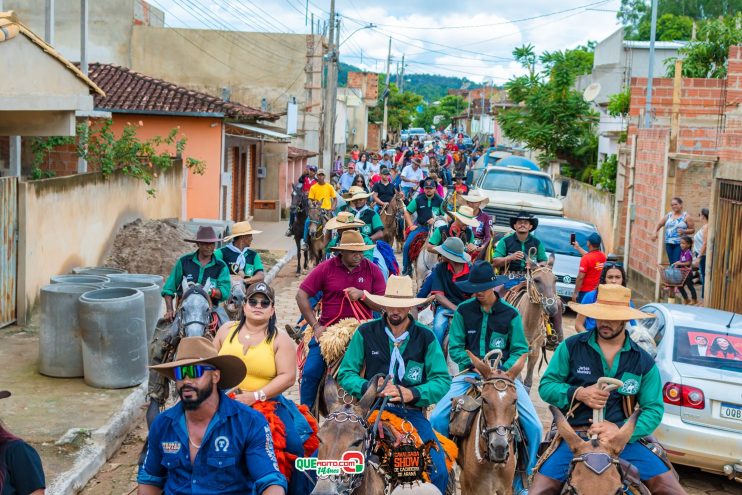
[85,63,276,121]
[288,146,318,158]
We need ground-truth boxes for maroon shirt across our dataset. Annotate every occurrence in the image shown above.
[300,255,386,326]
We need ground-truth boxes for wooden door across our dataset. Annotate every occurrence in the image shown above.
[231,150,247,222]
[709,180,742,311]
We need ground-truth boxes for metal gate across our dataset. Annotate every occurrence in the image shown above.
[0,176,18,327]
[709,180,742,312]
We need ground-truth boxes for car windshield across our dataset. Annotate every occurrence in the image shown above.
[674,326,742,373]
[537,225,595,256]
[480,169,555,197]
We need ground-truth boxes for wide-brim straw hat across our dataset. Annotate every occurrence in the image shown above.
[186,226,221,243]
[568,284,656,321]
[460,189,490,207]
[329,230,374,252]
[434,236,471,263]
[344,185,371,201]
[451,205,481,228]
[224,221,262,241]
[325,212,366,231]
[365,275,432,308]
[149,337,246,389]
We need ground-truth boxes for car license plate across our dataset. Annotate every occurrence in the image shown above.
[556,286,572,297]
[720,403,742,421]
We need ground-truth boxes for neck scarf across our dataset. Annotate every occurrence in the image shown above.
[385,327,409,381]
[226,243,248,272]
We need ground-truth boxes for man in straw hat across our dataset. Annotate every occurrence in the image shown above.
[162,226,231,321]
[337,275,451,493]
[402,176,444,276]
[296,230,386,410]
[344,185,385,242]
[138,337,287,494]
[430,260,542,494]
[217,221,264,285]
[532,285,682,494]
[461,188,492,250]
[427,204,480,255]
[427,236,472,346]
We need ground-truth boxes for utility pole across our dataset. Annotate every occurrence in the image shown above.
[45,0,55,46]
[399,54,405,93]
[78,0,89,173]
[643,0,658,128]
[318,0,335,172]
[381,37,392,144]
[328,15,339,167]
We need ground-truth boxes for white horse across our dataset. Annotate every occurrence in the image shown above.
[414,216,448,290]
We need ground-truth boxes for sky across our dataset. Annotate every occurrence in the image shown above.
[147,0,624,83]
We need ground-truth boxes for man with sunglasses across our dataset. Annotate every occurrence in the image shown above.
[402,177,444,276]
[139,337,287,495]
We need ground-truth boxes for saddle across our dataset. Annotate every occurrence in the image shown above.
[408,231,429,264]
[448,388,482,438]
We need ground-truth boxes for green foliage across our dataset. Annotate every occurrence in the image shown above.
[368,82,423,132]
[499,44,598,171]
[607,89,631,118]
[619,0,742,39]
[665,14,742,78]
[592,154,618,193]
[636,13,694,41]
[30,136,72,179]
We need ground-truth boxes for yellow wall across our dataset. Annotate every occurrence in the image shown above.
[16,167,182,323]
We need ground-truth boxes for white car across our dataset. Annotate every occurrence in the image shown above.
[637,303,742,481]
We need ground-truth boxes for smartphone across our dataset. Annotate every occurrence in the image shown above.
[570,233,576,244]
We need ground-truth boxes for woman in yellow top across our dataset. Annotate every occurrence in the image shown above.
[215,282,316,495]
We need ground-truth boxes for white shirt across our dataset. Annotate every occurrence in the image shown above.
[401,165,424,185]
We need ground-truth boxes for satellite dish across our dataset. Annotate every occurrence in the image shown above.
[583,82,601,102]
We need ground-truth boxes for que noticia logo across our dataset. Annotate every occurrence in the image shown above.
[295,451,365,477]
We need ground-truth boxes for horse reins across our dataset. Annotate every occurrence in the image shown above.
[473,375,520,464]
[178,286,215,334]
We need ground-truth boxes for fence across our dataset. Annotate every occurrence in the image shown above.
[0,177,17,327]
[554,176,617,253]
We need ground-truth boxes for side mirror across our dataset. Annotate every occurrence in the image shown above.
[560,180,570,197]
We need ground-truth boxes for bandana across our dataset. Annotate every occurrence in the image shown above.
[385,328,409,381]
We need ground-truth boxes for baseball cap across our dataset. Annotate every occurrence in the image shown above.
[308,165,317,171]
[587,233,602,246]
[422,178,436,188]
[246,282,274,303]
[317,169,326,176]
[381,168,391,175]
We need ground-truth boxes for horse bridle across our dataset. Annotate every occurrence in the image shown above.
[473,375,520,464]
[178,285,212,331]
[563,452,624,495]
[526,265,558,308]
[322,407,372,495]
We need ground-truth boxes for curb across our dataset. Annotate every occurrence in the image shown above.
[47,382,147,495]
[49,248,297,494]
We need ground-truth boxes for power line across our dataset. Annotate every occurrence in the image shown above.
[237,0,296,33]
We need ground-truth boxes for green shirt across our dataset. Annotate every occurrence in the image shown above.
[350,207,384,238]
[162,252,231,303]
[406,197,443,216]
[539,331,664,443]
[428,225,474,247]
[493,233,547,263]
[448,300,529,371]
[214,246,264,277]
[337,323,451,408]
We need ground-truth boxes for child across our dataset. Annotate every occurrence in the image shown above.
[673,235,698,305]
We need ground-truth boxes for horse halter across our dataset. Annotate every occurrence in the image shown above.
[322,406,371,494]
[526,264,557,308]
[563,452,623,495]
[474,375,519,464]
[178,285,213,330]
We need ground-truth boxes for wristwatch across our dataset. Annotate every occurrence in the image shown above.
[254,390,267,402]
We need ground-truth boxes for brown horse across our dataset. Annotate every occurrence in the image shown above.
[379,194,405,252]
[307,199,331,267]
[458,350,527,495]
[505,263,559,390]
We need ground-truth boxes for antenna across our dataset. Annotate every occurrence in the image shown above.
[583,82,602,102]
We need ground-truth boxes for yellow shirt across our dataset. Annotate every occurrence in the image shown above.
[308,182,337,210]
[218,324,277,391]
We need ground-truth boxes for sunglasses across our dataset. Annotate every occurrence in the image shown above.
[247,298,272,309]
[604,261,624,268]
[174,364,216,381]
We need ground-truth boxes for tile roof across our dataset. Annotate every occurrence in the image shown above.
[86,63,277,121]
[288,146,318,159]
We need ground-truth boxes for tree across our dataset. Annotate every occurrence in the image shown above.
[665,13,742,78]
[498,44,598,171]
[368,80,423,132]
[636,13,694,41]
[619,0,742,40]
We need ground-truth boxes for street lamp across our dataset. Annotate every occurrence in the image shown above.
[339,23,376,48]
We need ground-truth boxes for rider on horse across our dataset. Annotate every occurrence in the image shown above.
[532,285,683,495]
[286,164,317,237]
[344,186,385,242]
[303,170,337,247]
[296,230,386,410]
[430,261,543,494]
[337,275,452,494]
[217,221,265,285]
[460,189,492,256]
[402,177,444,276]
[426,204,479,256]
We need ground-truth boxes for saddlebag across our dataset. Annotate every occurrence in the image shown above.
[449,394,481,438]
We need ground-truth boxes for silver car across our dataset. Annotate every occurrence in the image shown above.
[637,303,742,481]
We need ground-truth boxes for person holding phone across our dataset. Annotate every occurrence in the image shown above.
[571,232,606,303]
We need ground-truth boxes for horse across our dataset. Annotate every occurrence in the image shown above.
[379,194,405,253]
[312,376,447,495]
[504,260,560,390]
[223,275,246,321]
[413,216,448,290]
[290,183,310,274]
[307,199,331,267]
[457,350,528,495]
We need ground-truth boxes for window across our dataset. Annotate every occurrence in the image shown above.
[480,170,555,197]
[537,225,595,257]
[639,306,666,345]
[673,326,742,373]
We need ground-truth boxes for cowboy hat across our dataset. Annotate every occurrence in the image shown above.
[186,226,221,243]
[223,221,262,241]
[344,185,371,201]
[0,390,10,400]
[434,237,471,263]
[509,211,538,231]
[325,211,366,231]
[455,260,504,293]
[329,230,375,252]
[568,284,656,321]
[460,189,490,207]
[451,205,481,228]
[149,336,246,389]
[364,275,432,308]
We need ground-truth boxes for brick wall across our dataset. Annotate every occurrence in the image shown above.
[347,71,379,101]
[367,123,380,150]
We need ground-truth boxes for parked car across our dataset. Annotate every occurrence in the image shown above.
[533,217,601,301]
[468,147,512,185]
[403,127,427,141]
[637,303,742,481]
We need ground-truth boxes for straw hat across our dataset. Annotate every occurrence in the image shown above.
[224,221,262,241]
[433,237,471,263]
[186,226,220,243]
[329,230,375,252]
[149,337,246,389]
[325,211,366,231]
[460,189,490,207]
[568,284,656,321]
[451,205,481,228]
[344,185,371,201]
[364,275,432,308]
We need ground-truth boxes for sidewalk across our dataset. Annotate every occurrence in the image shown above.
[250,220,294,252]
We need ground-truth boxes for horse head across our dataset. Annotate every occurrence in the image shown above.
[225,276,246,319]
[178,277,213,337]
[467,350,527,464]
[292,184,307,211]
[552,406,640,495]
[307,199,324,237]
[527,263,559,318]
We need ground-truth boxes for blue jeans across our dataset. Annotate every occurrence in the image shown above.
[403,225,428,273]
[665,242,681,265]
[385,406,448,493]
[432,307,454,346]
[272,396,314,495]
[503,275,525,290]
[299,337,326,409]
[441,167,452,186]
[430,372,543,492]
[416,272,434,298]
[539,437,669,482]
[302,218,311,244]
